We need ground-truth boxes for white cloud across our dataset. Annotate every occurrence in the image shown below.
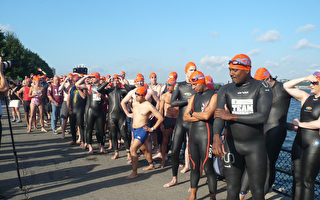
[208,31,219,37]
[264,60,280,67]
[247,48,261,56]
[199,55,229,71]
[256,30,280,42]
[281,55,294,62]
[0,24,13,32]
[296,24,316,33]
[294,38,320,49]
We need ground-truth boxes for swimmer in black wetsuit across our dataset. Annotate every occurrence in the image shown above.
[67,74,86,146]
[213,54,273,200]
[75,72,107,154]
[240,68,292,199]
[164,62,196,188]
[183,71,218,200]
[283,72,320,200]
[97,74,131,160]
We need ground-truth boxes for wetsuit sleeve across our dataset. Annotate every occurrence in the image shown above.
[97,82,112,94]
[123,84,131,93]
[237,83,273,124]
[170,84,188,107]
[213,85,227,135]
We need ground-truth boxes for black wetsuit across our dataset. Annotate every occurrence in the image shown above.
[85,85,105,145]
[98,83,130,151]
[189,89,217,194]
[69,86,86,142]
[292,95,320,200]
[240,80,291,194]
[170,81,195,177]
[213,78,272,200]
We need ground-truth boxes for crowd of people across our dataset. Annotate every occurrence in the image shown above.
[2,54,320,200]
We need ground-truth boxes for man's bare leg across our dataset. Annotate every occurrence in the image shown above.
[163,176,178,188]
[181,138,190,173]
[160,129,171,168]
[187,188,197,200]
[140,142,154,171]
[127,139,142,179]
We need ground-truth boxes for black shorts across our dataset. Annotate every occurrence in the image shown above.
[23,101,31,113]
[163,117,176,129]
[60,101,69,119]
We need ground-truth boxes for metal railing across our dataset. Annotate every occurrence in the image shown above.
[272,148,320,198]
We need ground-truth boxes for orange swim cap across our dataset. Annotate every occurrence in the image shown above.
[135,86,147,96]
[120,71,125,75]
[185,62,197,74]
[113,74,119,79]
[229,54,251,71]
[33,75,40,81]
[68,73,73,77]
[169,72,178,80]
[135,73,144,81]
[106,75,111,79]
[190,71,205,84]
[101,76,106,80]
[254,67,271,80]
[149,72,156,79]
[205,75,215,90]
[313,71,320,82]
[167,78,176,86]
[90,72,100,79]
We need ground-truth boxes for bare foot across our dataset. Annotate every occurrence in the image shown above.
[126,153,131,161]
[111,152,119,160]
[108,145,112,150]
[160,160,166,168]
[152,152,162,160]
[180,166,190,174]
[41,127,47,133]
[27,128,31,133]
[88,149,94,154]
[100,147,107,154]
[69,141,76,145]
[163,179,178,188]
[81,143,87,150]
[126,172,138,179]
[76,139,81,144]
[143,164,155,171]
[179,164,184,168]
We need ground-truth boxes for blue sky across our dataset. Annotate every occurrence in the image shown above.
[1,0,319,83]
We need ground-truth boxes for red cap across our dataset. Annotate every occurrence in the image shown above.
[205,75,215,90]
[149,72,156,79]
[167,78,176,86]
[135,86,147,96]
[90,72,100,79]
[254,68,271,80]
[190,71,205,84]
[185,62,197,74]
[229,54,251,71]
[169,72,178,80]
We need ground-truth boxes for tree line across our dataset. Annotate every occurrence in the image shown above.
[0,29,54,79]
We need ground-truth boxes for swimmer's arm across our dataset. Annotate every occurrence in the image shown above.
[16,87,24,97]
[159,95,165,116]
[170,86,188,107]
[58,77,68,92]
[283,76,312,104]
[193,94,217,121]
[146,103,164,131]
[75,75,89,90]
[183,95,199,122]
[123,84,131,92]
[213,86,227,135]
[28,87,34,98]
[97,81,110,94]
[121,91,133,117]
[237,84,273,124]
[151,90,160,110]
[293,117,320,130]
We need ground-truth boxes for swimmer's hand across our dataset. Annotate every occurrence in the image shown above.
[126,113,133,118]
[214,108,236,121]
[213,134,226,158]
[144,126,153,132]
[292,118,300,131]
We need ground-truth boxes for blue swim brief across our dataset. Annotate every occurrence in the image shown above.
[132,127,148,144]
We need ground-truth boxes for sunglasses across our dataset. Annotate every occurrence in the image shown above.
[135,93,144,96]
[228,60,251,67]
[150,76,156,78]
[311,81,319,85]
